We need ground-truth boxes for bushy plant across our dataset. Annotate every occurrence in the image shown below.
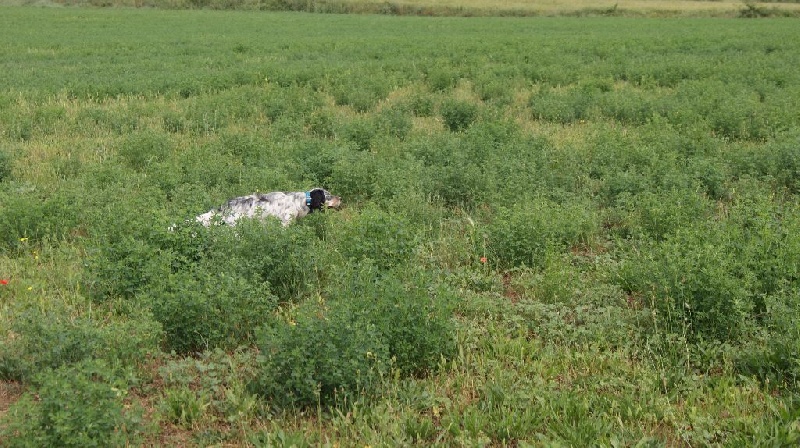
[730,134,800,194]
[408,91,435,117]
[440,98,478,132]
[426,68,458,92]
[338,117,376,151]
[618,189,713,241]
[326,148,378,201]
[596,88,655,125]
[0,303,162,382]
[0,359,145,447]
[252,300,389,409]
[0,188,81,250]
[335,266,456,375]
[330,206,420,270]
[262,84,323,122]
[329,75,391,112]
[227,218,328,301]
[0,147,12,182]
[116,129,171,172]
[529,87,594,124]
[617,224,754,343]
[487,197,598,270]
[735,290,800,388]
[87,218,283,354]
[252,266,455,408]
[140,264,276,354]
[375,106,413,140]
[84,235,171,301]
[287,138,341,185]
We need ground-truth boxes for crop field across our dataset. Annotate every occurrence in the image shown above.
[1,7,800,447]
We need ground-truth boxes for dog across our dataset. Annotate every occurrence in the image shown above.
[195,188,341,227]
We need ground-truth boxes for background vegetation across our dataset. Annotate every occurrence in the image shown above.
[3,0,800,17]
[1,7,800,446]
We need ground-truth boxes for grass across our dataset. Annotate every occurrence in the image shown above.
[3,0,800,16]
[2,7,800,447]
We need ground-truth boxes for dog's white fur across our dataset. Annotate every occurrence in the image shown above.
[196,188,341,227]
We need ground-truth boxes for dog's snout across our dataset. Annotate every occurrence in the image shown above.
[327,196,342,208]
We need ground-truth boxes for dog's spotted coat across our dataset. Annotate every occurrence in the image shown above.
[196,188,341,227]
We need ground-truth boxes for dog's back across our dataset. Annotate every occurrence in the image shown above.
[196,191,308,227]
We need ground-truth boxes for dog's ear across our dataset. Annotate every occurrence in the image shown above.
[309,189,325,210]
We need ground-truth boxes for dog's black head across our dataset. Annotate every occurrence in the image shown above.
[309,188,326,211]
[308,188,342,212]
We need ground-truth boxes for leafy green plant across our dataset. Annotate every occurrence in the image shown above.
[0,188,81,250]
[329,266,457,376]
[440,98,478,132]
[226,218,327,301]
[426,68,458,92]
[338,116,376,151]
[617,224,754,344]
[487,197,598,270]
[116,129,171,172]
[330,206,420,270]
[158,348,260,425]
[0,147,12,182]
[253,266,455,408]
[375,106,413,140]
[408,91,435,117]
[252,300,389,409]
[161,386,211,428]
[529,87,594,124]
[0,303,161,382]
[0,359,146,448]
[140,263,276,354]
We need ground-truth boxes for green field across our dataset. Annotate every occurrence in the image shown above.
[2,7,800,446]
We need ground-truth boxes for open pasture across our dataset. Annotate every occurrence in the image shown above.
[2,8,800,446]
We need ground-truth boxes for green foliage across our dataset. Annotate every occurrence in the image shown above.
[330,206,420,270]
[0,148,12,182]
[440,98,478,132]
[530,87,594,124]
[330,75,392,112]
[0,188,81,250]
[0,302,162,382]
[426,68,459,92]
[253,299,389,409]
[253,267,455,408]
[408,91,435,117]
[4,10,800,445]
[617,193,800,348]
[116,129,171,172]
[88,222,285,353]
[218,218,325,301]
[487,197,598,270]
[161,386,211,428]
[731,134,800,193]
[140,263,276,353]
[338,116,376,151]
[736,290,800,388]
[618,189,713,241]
[375,106,413,140]
[158,348,259,427]
[329,266,457,375]
[0,359,146,448]
[618,225,754,343]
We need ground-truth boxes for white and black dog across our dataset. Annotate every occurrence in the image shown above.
[196,188,341,227]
